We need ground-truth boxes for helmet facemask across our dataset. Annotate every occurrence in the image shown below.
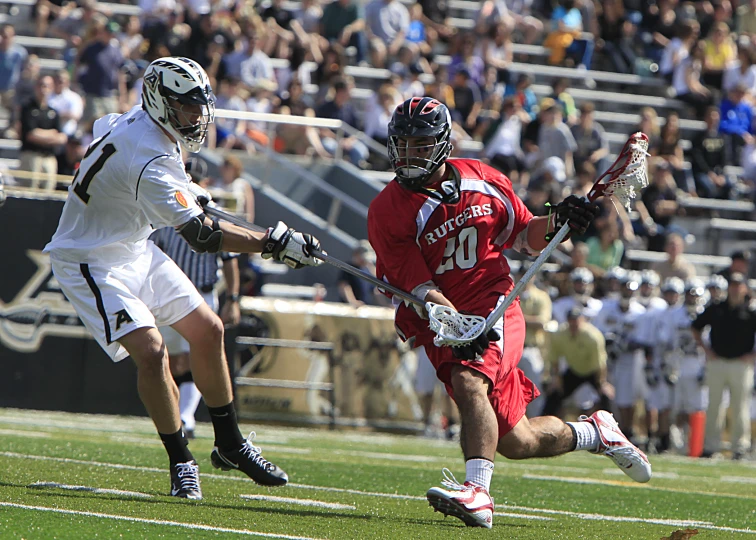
[388,134,451,190]
[161,84,215,153]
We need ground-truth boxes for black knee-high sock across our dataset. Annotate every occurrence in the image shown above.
[208,402,244,450]
[160,429,194,464]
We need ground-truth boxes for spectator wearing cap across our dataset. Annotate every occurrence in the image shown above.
[586,218,623,272]
[571,103,609,176]
[717,250,752,282]
[48,70,83,138]
[316,79,369,166]
[518,271,552,417]
[320,0,367,63]
[77,20,125,128]
[20,75,67,190]
[542,307,613,418]
[0,25,27,116]
[338,241,378,307]
[537,100,578,177]
[652,233,696,282]
[719,83,755,166]
[692,272,756,459]
[690,106,729,198]
[364,0,410,69]
[450,68,482,133]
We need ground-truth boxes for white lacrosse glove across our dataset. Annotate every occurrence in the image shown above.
[186,182,212,208]
[262,221,324,269]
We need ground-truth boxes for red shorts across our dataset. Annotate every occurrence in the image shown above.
[424,299,540,438]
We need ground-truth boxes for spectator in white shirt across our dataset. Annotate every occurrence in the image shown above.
[239,32,276,92]
[47,70,83,138]
[484,97,529,185]
[364,0,410,68]
[723,42,756,96]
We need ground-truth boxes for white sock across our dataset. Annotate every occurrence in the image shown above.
[465,458,494,491]
[567,420,600,452]
[179,382,202,431]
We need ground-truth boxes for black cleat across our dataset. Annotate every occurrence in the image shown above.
[170,460,202,499]
[210,431,288,486]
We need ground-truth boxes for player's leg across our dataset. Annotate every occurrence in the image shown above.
[450,365,499,459]
[171,303,288,486]
[160,323,199,437]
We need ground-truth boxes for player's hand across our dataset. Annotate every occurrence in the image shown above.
[262,221,324,269]
[187,181,212,208]
[451,328,500,361]
[554,195,601,236]
[221,299,241,326]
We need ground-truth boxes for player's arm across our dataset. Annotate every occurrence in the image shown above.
[515,196,600,254]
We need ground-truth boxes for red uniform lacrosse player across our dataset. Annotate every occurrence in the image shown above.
[368,97,652,529]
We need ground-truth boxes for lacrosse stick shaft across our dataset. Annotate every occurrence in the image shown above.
[483,223,570,332]
[204,205,427,308]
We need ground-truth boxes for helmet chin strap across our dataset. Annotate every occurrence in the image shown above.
[408,162,460,204]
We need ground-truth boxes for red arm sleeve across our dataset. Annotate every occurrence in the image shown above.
[484,165,534,250]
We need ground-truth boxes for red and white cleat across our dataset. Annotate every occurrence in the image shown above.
[426,469,494,528]
[581,410,652,483]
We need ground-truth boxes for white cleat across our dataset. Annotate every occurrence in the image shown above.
[426,469,494,528]
[581,410,652,483]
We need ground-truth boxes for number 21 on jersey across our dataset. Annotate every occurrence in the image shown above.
[72,132,117,204]
[436,226,478,274]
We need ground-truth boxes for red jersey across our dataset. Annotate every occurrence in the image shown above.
[368,158,534,345]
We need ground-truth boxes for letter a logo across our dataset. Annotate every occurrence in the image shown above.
[115,309,134,331]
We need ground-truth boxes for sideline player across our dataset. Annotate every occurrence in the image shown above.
[44,57,322,499]
[368,97,651,529]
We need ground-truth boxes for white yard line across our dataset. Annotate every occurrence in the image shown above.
[0,502,323,539]
[522,474,756,501]
[493,512,555,521]
[240,495,356,510]
[721,475,756,484]
[29,482,152,498]
[0,428,50,439]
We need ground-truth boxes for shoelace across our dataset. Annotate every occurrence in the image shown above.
[239,431,275,472]
[440,468,468,491]
[175,462,200,492]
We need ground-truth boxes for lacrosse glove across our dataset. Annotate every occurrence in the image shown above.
[452,328,500,361]
[552,195,601,238]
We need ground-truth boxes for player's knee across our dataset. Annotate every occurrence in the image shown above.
[132,341,168,376]
[450,367,490,401]
[497,429,537,459]
[194,312,224,348]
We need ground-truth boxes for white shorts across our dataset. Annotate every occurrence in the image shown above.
[673,376,707,414]
[612,353,646,408]
[159,290,218,355]
[414,346,440,396]
[646,380,673,411]
[51,242,204,362]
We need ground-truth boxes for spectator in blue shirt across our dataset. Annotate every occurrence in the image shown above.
[316,78,369,166]
[77,20,125,130]
[719,83,755,165]
[0,25,28,121]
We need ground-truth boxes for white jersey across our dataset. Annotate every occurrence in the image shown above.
[44,106,203,265]
[593,299,646,359]
[638,296,667,311]
[634,298,668,350]
[660,305,706,378]
[552,295,603,323]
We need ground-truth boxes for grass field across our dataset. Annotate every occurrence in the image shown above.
[0,409,754,539]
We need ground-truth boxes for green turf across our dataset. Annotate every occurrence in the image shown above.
[0,409,754,539]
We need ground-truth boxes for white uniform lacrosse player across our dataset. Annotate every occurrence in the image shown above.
[44,57,322,499]
[593,271,646,439]
[662,278,708,451]
[551,267,603,324]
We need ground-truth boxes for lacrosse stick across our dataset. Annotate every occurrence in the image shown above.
[430,132,650,348]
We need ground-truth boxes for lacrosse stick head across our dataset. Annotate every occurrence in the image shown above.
[427,303,487,347]
[587,132,649,209]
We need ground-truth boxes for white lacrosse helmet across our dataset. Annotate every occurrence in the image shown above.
[141,57,215,152]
